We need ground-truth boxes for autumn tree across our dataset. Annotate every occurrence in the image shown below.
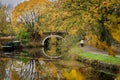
[58,0,120,57]
[87,0,120,56]
[12,0,48,41]
[0,2,14,36]
[37,1,72,33]
[89,0,120,57]
[0,3,7,36]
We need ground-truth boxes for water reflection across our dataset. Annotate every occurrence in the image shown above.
[0,49,85,80]
[0,48,117,80]
[64,69,85,80]
[10,59,62,80]
[42,36,64,59]
[1,58,86,80]
[0,58,7,79]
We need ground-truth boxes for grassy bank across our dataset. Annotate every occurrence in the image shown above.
[69,45,120,66]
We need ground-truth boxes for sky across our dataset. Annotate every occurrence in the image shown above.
[0,0,27,21]
[0,0,26,8]
[0,0,57,8]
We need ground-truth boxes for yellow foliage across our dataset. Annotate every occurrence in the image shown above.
[0,58,11,61]
[58,26,64,31]
[11,0,48,32]
[97,41,115,57]
[49,25,55,31]
[47,37,57,56]
[111,30,120,43]
[63,11,71,16]
[116,73,120,80]
[68,27,79,35]
[107,45,115,57]
[86,33,116,57]
[53,13,59,18]
[101,0,112,8]
[82,12,92,23]
[85,34,98,46]
[38,30,43,36]
[107,15,117,23]
[11,70,24,80]
[46,62,58,77]
[63,69,85,80]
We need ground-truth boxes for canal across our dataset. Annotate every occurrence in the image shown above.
[0,48,117,80]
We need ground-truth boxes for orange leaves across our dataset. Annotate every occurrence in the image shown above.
[85,34,98,46]
[45,62,58,77]
[116,72,120,80]
[52,13,59,19]
[12,0,48,23]
[107,15,117,23]
[11,70,24,80]
[101,0,112,8]
[11,0,49,37]
[111,31,120,43]
[108,45,115,57]
[85,33,116,57]
[47,37,57,56]
[68,27,79,35]
[63,69,85,80]
[96,41,115,57]
[63,11,71,16]
[105,14,120,43]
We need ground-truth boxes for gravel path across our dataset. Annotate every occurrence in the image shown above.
[80,45,108,54]
[80,45,120,57]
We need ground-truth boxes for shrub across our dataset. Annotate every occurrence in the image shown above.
[17,30,30,44]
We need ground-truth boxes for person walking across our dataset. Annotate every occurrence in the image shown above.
[80,39,84,47]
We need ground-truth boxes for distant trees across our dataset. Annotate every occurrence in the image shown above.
[0,3,7,36]
[0,2,13,36]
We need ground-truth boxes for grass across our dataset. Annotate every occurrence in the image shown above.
[69,45,120,66]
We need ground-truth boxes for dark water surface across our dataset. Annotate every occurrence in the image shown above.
[0,48,117,80]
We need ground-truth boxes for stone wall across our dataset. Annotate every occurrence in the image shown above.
[76,56,120,75]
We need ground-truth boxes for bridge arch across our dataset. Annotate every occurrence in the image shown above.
[41,34,66,58]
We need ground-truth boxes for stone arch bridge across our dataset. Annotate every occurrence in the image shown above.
[40,32,67,46]
[40,32,67,58]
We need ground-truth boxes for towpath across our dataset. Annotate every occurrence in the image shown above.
[80,45,120,58]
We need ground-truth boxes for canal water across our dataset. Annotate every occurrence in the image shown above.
[0,48,117,80]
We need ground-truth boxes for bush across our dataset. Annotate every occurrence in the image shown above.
[17,30,30,44]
